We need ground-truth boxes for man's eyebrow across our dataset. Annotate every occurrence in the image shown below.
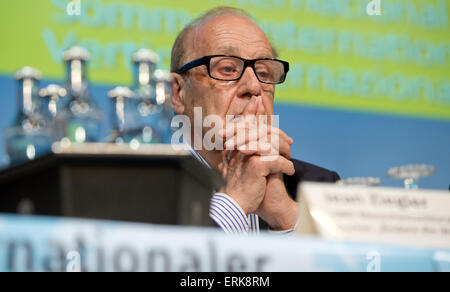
[215,46,240,55]
[214,46,274,59]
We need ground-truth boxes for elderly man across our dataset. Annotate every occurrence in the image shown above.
[170,7,340,234]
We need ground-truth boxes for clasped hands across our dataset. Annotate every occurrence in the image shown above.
[217,96,298,231]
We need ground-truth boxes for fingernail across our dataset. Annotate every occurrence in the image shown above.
[250,98,258,110]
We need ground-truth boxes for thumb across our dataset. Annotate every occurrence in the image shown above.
[241,97,259,129]
[242,97,258,117]
[255,96,267,128]
[255,96,265,117]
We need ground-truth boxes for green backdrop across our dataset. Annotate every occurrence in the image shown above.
[0,0,449,120]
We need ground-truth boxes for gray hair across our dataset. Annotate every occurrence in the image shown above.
[170,6,278,73]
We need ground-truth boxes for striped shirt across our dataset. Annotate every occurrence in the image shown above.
[187,144,295,235]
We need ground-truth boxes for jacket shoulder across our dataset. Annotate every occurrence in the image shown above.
[292,159,340,182]
[284,158,340,201]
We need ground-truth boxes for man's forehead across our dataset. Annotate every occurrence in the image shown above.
[216,45,240,55]
[192,15,274,59]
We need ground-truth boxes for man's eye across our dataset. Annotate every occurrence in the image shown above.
[219,66,238,74]
[256,70,270,78]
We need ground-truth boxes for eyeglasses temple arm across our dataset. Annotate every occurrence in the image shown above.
[176,57,208,74]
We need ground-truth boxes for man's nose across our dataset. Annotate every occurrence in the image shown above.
[236,66,262,98]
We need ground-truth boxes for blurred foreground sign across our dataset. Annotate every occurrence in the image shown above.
[0,214,445,272]
[296,182,450,248]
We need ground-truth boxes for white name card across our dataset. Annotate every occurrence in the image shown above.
[295,182,450,248]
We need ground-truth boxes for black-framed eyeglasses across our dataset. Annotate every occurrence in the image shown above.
[177,55,289,84]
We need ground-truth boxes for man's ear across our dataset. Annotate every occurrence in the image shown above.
[171,73,186,115]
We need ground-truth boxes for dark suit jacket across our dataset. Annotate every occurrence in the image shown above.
[284,158,340,201]
[259,158,340,229]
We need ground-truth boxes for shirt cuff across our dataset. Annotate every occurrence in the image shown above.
[267,221,298,235]
[209,193,250,234]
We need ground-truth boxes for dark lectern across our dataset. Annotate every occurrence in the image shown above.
[0,143,223,227]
